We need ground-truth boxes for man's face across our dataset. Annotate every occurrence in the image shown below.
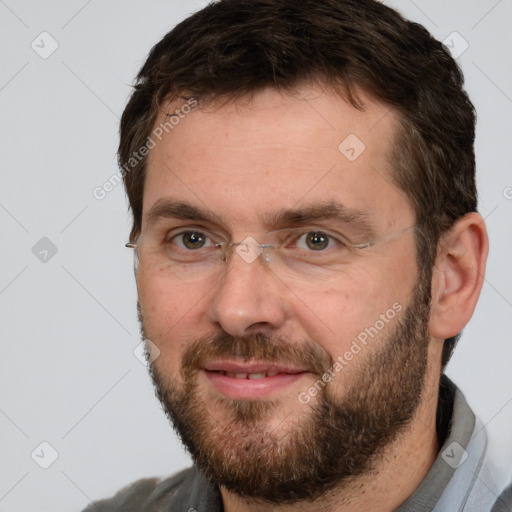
[136,86,431,502]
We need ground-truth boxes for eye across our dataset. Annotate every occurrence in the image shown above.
[295,231,338,251]
[171,231,212,250]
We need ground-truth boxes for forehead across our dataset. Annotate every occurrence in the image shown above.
[143,85,414,232]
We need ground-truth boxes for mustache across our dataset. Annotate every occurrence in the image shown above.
[181,331,333,378]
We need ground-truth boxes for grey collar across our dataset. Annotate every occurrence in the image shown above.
[396,377,477,511]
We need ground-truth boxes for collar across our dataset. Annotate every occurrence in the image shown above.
[396,375,478,511]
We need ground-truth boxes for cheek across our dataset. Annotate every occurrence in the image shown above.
[137,270,177,326]
[296,263,413,363]
[296,286,376,360]
[136,270,211,366]
[137,266,211,320]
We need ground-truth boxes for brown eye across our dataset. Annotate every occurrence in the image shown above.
[305,232,330,250]
[177,231,208,250]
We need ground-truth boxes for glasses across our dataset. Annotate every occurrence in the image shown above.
[125,224,416,285]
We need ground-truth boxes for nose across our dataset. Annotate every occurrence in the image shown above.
[208,247,288,337]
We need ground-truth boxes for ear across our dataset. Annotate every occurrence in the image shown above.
[429,212,489,339]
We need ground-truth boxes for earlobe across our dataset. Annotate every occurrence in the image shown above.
[429,212,489,340]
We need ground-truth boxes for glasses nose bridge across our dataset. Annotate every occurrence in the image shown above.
[221,238,275,266]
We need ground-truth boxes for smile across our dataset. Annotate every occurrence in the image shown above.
[202,361,309,399]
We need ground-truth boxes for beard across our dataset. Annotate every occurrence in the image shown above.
[139,275,432,506]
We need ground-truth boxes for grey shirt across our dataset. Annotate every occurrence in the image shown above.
[85,380,511,511]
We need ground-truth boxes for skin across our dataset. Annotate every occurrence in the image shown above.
[136,84,488,511]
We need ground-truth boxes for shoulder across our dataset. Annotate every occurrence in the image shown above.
[81,467,195,511]
[492,482,512,512]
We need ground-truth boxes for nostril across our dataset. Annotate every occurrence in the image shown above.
[246,321,273,333]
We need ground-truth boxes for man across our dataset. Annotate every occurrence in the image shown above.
[86,0,511,510]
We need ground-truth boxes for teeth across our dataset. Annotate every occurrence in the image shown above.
[216,370,282,379]
[217,371,282,379]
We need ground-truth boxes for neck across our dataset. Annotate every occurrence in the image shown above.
[221,367,442,512]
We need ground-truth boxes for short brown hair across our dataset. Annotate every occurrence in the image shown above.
[119,0,477,367]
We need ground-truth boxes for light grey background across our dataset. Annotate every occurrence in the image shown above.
[0,1,511,510]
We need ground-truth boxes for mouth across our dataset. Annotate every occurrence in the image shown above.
[202,360,310,400]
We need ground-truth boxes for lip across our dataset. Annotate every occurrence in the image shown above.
[202,360,310,400]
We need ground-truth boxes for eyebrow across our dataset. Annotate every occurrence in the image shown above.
[145,199,220,226]
[262,202,376,237]
[144,199,376,237]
